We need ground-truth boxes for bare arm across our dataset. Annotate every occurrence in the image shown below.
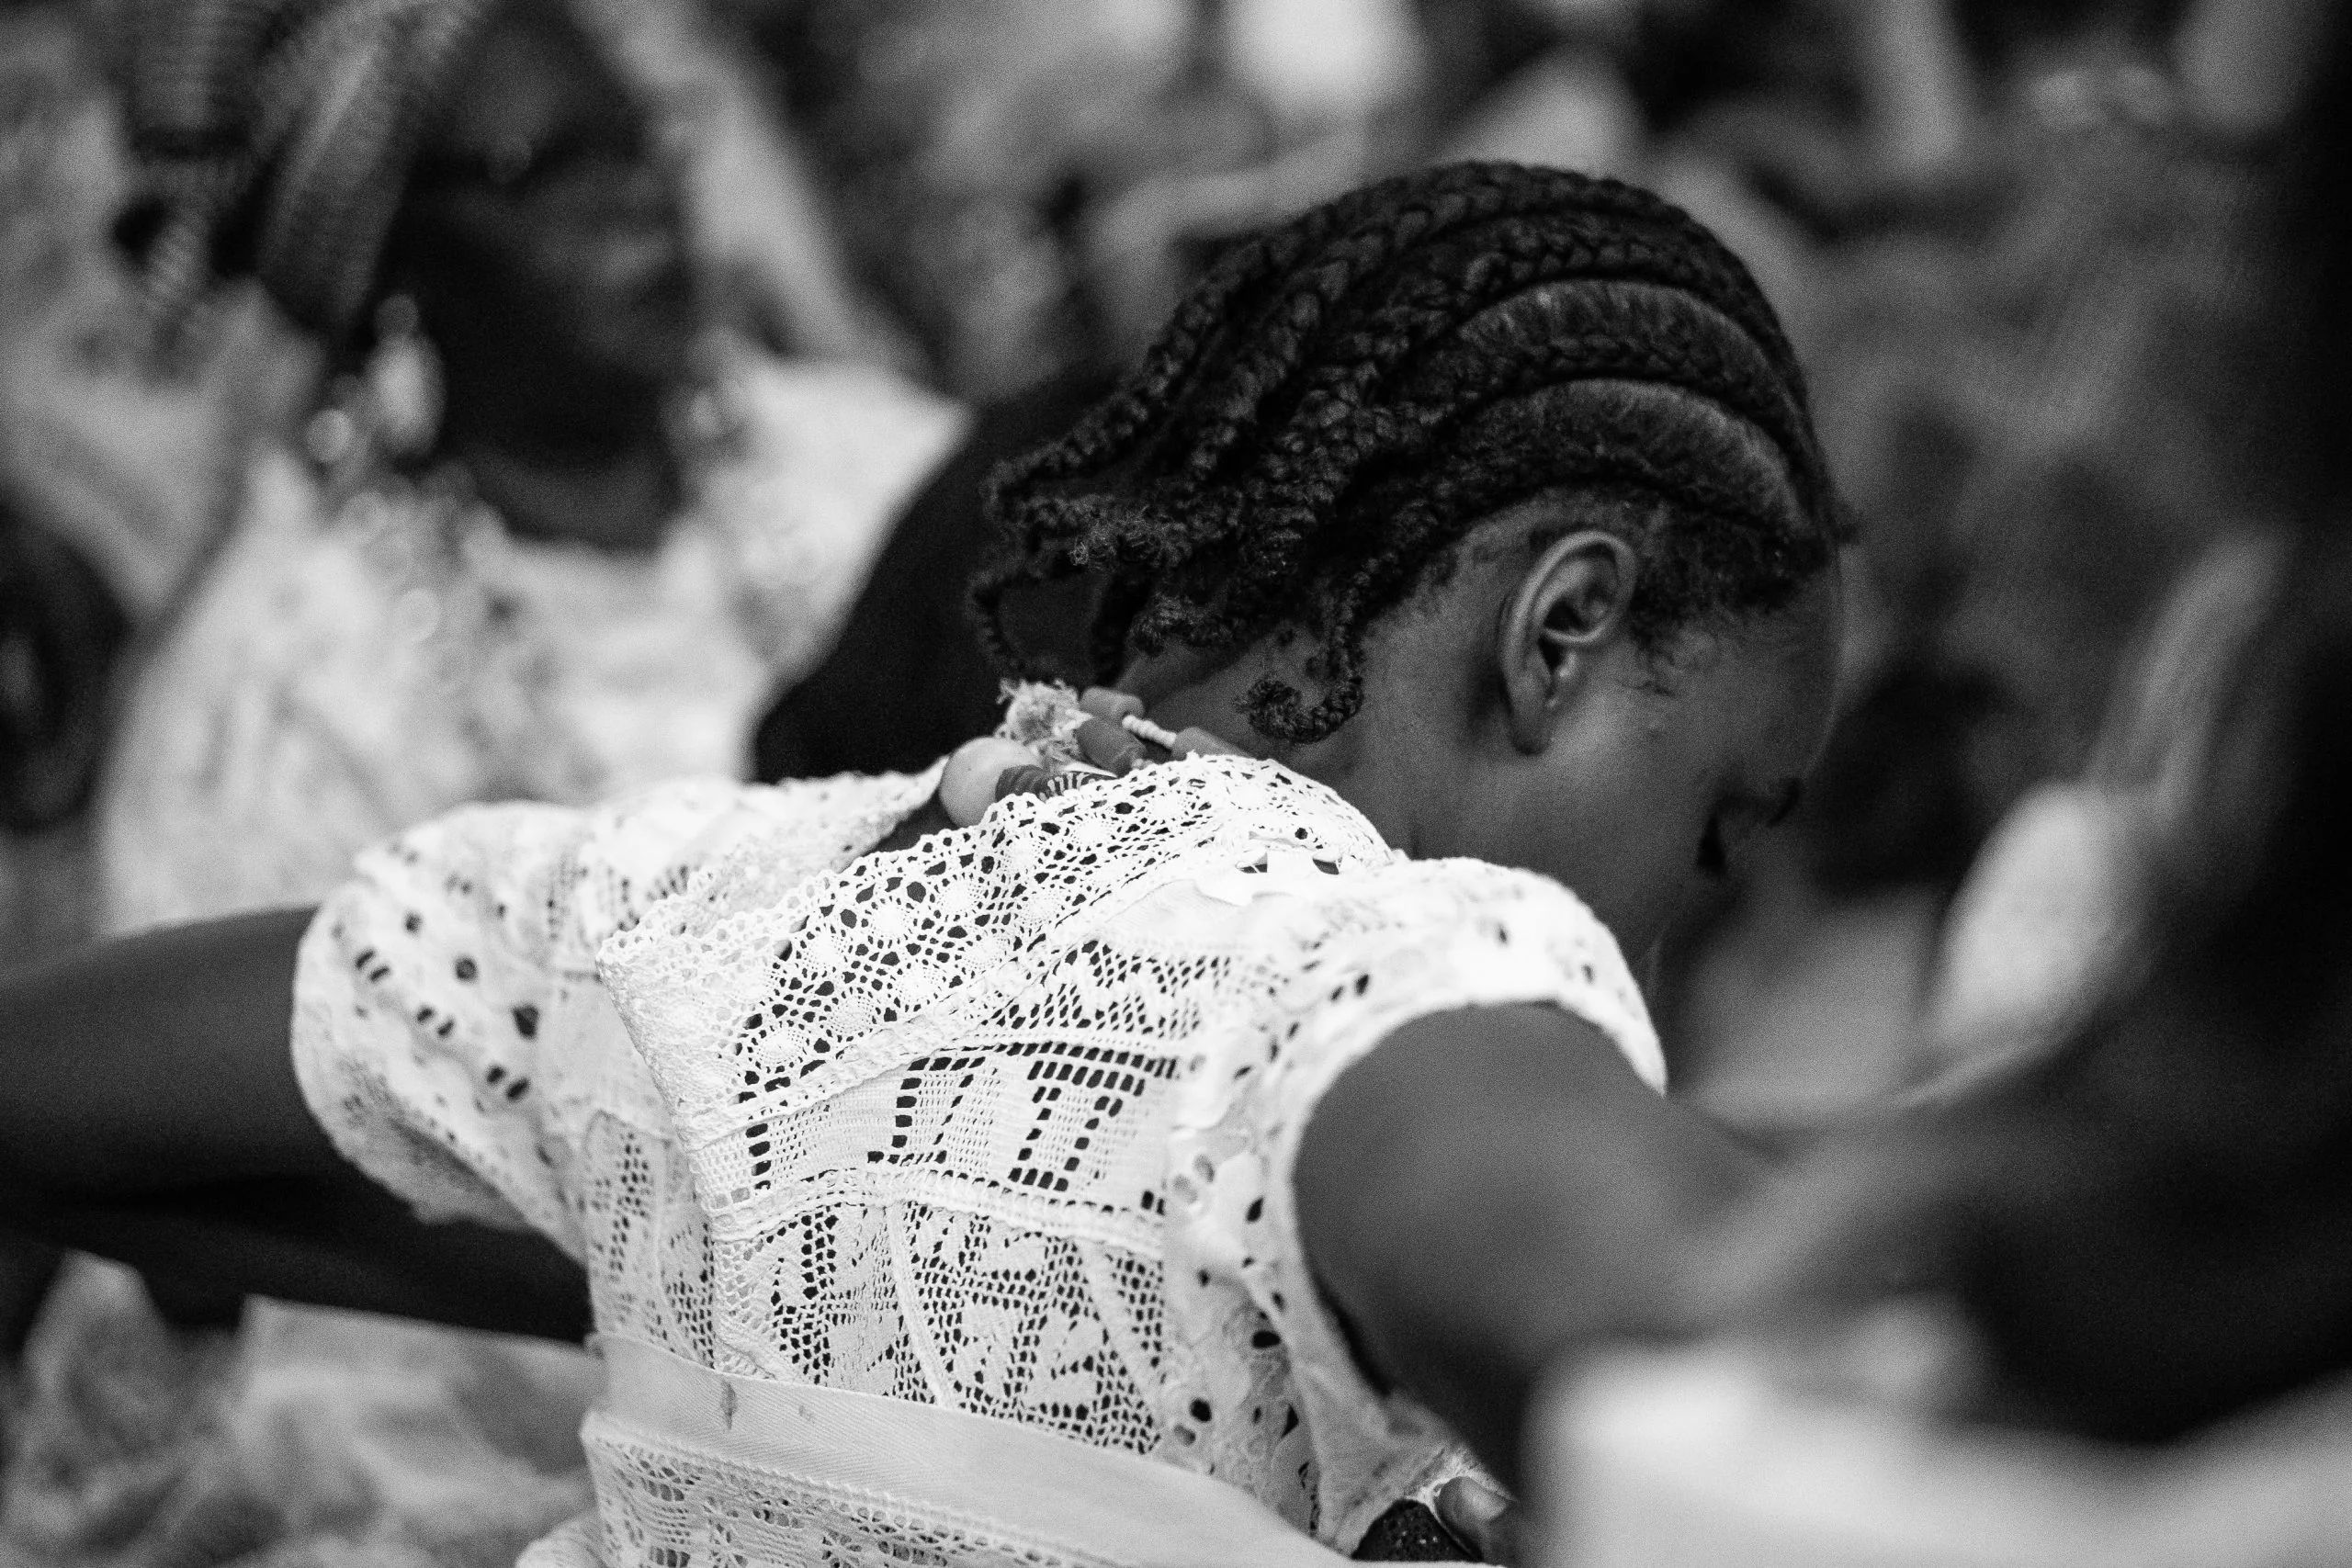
[1295,1005,1766,1485]
[0,909,586,1339]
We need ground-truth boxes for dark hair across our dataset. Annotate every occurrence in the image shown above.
[975,161,1846,743]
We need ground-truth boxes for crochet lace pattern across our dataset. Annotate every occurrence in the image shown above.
[294,692,1661,1564]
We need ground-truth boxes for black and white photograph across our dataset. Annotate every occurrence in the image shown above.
[0,0,2345,1562]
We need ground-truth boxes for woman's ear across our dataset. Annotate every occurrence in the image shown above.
[1497,530,1638,754]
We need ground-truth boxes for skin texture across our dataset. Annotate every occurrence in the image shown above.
[382,0,695,550]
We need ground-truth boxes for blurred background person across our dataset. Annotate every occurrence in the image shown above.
[0,0,267,1431]
[0,1,309,966]
[1567,0,2296,1138]
[4,0,964,1562]
[91,0,962,934]
[1527,2,2352,1562]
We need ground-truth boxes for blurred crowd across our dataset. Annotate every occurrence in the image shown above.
[0,0,2343,1562]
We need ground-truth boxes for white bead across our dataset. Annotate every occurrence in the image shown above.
[939,737,1039,826]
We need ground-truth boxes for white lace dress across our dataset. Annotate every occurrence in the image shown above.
[291,694,1664,1564]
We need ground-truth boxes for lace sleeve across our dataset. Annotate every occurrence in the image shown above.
[289,779,763,1252]
[1162,858,1663,1547]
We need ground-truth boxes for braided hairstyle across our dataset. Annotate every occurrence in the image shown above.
[976,161,1847,742]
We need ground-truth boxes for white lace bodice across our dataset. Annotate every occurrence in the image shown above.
[292,716,1661,1563]
[96,356,964,933]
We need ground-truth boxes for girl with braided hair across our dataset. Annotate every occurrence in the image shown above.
[0,161,1843,1565]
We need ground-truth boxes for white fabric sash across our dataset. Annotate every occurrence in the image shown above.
[590,1336,1352,1568]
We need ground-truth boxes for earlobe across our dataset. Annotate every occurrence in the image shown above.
[1498,531,1637,756]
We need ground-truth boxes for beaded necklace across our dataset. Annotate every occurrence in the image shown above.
[935,686,1246,828]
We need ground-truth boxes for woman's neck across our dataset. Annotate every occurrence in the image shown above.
[447,433,681,553]
[431,354,684,552]
[1124,650,1430,856]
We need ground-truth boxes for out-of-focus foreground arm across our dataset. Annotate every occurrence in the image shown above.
[0,908,586,1339]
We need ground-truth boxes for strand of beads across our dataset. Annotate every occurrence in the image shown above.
[935,688,1243,828]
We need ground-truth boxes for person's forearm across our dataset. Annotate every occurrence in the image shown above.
[1296,1006,1768,1483]
[0,907,333,1204]
[15,1173,590,1340]
[0,907,591,1339]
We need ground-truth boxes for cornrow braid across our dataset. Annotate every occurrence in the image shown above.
[977,161,1848,742]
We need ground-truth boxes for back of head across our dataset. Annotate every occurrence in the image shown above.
[978,161,1846,742]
